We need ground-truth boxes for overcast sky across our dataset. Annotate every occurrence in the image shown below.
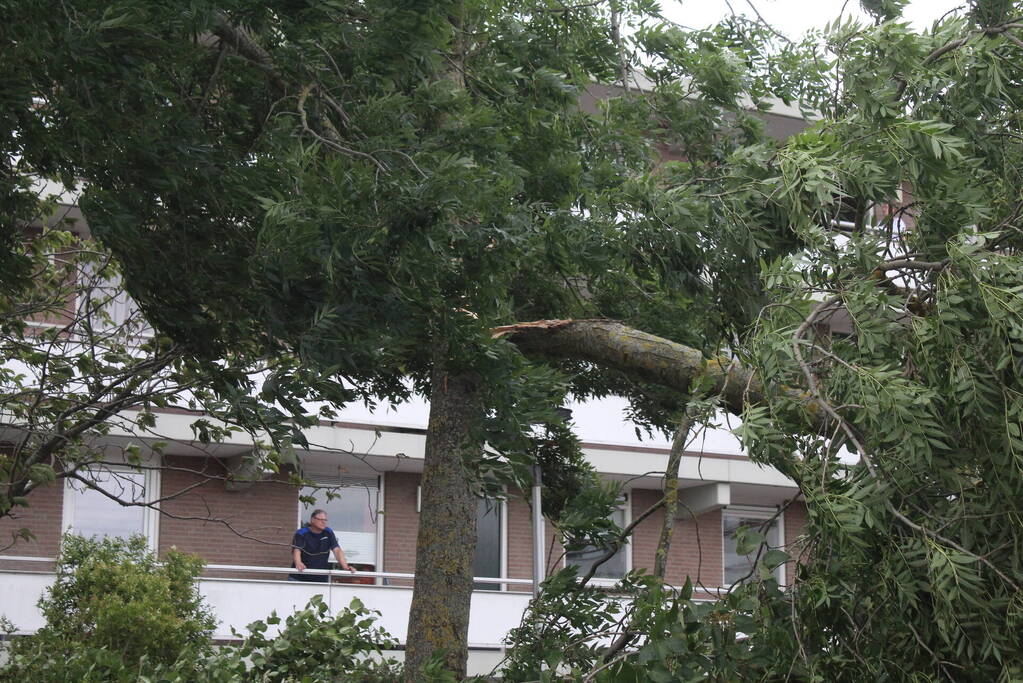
[661,0,967,37]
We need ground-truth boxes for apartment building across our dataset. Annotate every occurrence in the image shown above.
[0,96,809,672]
[1,391,804,668]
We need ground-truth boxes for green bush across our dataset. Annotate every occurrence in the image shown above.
[192,595,403,682]
[0,534,214,681]
[1,535,407,681]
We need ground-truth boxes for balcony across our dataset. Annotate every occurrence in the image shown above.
[1,554,736,676]
[0,557,536,674]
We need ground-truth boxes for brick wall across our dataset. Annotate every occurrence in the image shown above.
[382,471,420,586]
[784,499,808,586]
[506,487,563,592]
[0,478,63,561]
[630,488,724,588]
[1,457,810,593]
[158,455,297,569]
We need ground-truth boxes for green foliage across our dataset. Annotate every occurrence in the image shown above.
[728,5,1023,677]
[0,0,786,422]
[1,535,214,680]
[1,556,407,682]
[532,423,596,523]
[505,3,1023,680]
[188,596,402,682]
[860,0,910,22]
[502,567,627,680]
[490,419,625,557]
[503,570,796,682]
[0,226,361,532]
[11,0,1023,679]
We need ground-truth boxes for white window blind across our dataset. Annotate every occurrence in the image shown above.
[300,468,379,568]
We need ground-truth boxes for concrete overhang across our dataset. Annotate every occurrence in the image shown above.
[580,443,795,489]
[676,482,730,516]
[4,411,800,494]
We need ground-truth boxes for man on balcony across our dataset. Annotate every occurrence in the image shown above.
[289,509,356,582]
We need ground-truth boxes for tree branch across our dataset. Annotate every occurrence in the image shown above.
[578,495,666,585]
[494,319,828,433]
[210,12,290,94]
[495,320,754,414]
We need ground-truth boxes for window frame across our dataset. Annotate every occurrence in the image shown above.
[61,465,161,552]
[721,505,786,588]
[297,474,383,573]
[564,490,632,584]
[472,494,508,591]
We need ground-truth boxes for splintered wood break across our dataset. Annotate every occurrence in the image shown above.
[491,318,611,339]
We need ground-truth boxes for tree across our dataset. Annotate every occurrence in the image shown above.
[0,221,355,550]
[9,0,1023,679]
[499,4,1023,677]
[5,2,720,677]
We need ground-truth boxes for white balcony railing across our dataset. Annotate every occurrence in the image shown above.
[0,557,534,648]
[1,555,727,656]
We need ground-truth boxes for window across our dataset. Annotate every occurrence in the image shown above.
[415,487,505,590]
[300,475,380,570]
[566,496,629,581]
[722,507,784,586]
[472,497,504,591]
[63,467,159,550]
[829,195,867,231]
[78,263,152,335]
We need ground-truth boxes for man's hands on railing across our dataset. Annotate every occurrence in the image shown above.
[294,561,356,574]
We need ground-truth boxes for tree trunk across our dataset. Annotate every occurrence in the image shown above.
[599,406,697,665]
[404,347,483,681]
[654,407,698,579]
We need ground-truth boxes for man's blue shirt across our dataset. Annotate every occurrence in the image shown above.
[290,526,340,581]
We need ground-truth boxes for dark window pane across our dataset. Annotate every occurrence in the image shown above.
[473,498,502,590]
[566,506,627,580]
[723,513,780,586]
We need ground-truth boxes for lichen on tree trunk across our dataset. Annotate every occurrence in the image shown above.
[601,405,697,663]
[404,344,483,681]
[654,406,698,580]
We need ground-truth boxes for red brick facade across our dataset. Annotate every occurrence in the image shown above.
[382,471,420,586]
[630,488,724,588]
[158,455,297,567]
[783,500,808,585]
[0,478,63,561]
[1,458,808,590]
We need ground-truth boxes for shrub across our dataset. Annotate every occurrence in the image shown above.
[194,595,403,682]
[1,536,407,681]
[0,534,214,681]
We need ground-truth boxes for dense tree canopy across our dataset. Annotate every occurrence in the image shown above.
[3,2,797,675]
[7,0,1023,679]
[501,3,1023,678]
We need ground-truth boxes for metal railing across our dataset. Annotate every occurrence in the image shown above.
[203,563,535,589]
[0,555,533,589]
[0,555,727,596]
